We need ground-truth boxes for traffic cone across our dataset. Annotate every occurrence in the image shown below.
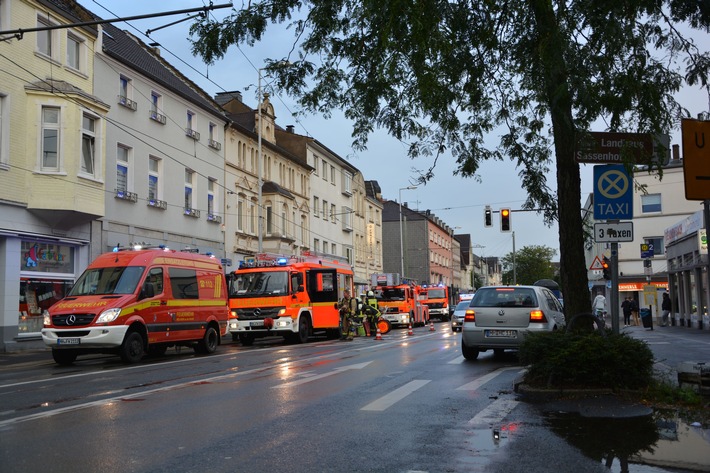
[375,327,382,340]
[429,321,435,331]
[407,323,414,336]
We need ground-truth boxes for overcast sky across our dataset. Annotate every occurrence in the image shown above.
[85,1,710,261]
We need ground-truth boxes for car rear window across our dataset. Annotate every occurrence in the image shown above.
[472,288,538,308]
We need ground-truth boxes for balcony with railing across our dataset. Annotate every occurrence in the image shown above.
[147,199,167,210]
[117,95,137,111]
[115,190,138,202]
[185,128,200,141]
[149,110,167,124]
[184,207,200,218]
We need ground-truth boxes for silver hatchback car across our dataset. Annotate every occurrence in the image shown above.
[461,285,565,360]
[450,301,470,332]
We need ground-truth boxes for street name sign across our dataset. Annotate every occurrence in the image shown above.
[681,118,710,200]
[594,222,634,242]
[593,165,633,220]
[575,132,669,165]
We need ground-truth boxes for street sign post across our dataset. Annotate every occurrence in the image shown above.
[640,243,654,259]
[594,222,633,242]
[681,119,710,200]
[593,165,633,220]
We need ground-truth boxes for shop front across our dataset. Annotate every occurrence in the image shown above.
[1,236,87,352]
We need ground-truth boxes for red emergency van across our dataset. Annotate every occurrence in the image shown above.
[42,246,230,364]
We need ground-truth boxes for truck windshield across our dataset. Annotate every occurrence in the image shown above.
[230,271,289,297]
[376,288,406,301]
[68,266,145,296]
[426,289,446,299]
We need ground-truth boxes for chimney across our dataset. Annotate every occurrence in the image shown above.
[286,125,295,133]
[672,144,680,161]
[148,42,160,56]
[214,91,243,105]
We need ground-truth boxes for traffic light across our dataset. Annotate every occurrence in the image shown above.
[602,256,611,280]
[500,208,511,232]
[484,206,492,227]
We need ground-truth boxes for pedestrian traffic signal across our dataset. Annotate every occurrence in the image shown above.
[602,256,611,279]
[484,206,492,227]
[500,208,511,232]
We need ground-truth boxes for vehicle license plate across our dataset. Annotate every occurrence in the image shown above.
[249,321,264,327]
[485,330,516,338]
[57,338,80,345]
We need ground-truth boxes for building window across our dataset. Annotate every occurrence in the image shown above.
[186,111,199,139]
[641,193,661,213]
[80,113,97,177]
[343,171,353,195]
[249,201,256,234]
[266,205,273,234]
[314,238,320,252]
[184,169,194,210]
[313,196,320,218]
[207,179,215,216]
[148,156,160,201]
[330,165,336,184]
[0,94,7,166]
[237,198,244,232]
[346,247,353,265]
[116,144,130,193]
[301,215,307,245]
[331,203,336,223]
[644,237,665,256]
[313,156,319,176]
[41,106,60,171]
[323,200,328,220]
[322,160,328,180]
[208,122,221,150]
[66,32,85,72]
[36,16,58,60]
[281,204,288,236]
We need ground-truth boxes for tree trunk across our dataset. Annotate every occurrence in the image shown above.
[530,0,591,319]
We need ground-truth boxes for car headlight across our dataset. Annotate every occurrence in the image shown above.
[96,308,122,324]
[43,310,51,326]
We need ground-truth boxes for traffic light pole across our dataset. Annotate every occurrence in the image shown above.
[610,241,620,334]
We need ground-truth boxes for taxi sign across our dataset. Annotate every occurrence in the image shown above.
[593,165,633,220]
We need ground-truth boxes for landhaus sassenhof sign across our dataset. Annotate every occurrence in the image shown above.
[575,132,669,165]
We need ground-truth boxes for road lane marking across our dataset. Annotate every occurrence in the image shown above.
[272,362,373,388]
[448,356,464,364]
[456,367,523,391]
[468,398,519,426]
[361,379,431,411]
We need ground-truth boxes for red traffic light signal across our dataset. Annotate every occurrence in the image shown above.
[500,208,511,232]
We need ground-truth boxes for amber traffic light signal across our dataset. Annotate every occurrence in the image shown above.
[500,208,511,232]
[602,256,611,280]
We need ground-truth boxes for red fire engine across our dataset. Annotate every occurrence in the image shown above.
[228,253,353,345]
[371,273,429,327]
[417,284,450,321]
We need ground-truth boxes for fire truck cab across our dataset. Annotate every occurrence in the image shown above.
[228,253,353,345]
[371,273,429,327]
[417,284,450,321]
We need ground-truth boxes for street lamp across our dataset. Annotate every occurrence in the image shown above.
[399,186,417,277]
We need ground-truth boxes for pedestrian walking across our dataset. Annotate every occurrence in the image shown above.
[338,289,357,340]
[621,296,633,327]
[661,292,671,327]
[630,297,640,326]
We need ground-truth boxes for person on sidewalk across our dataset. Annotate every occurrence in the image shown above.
[630,298,640,326]
[661,292,671,327]
[621,296,633,327]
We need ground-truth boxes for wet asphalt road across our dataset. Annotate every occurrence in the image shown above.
[0,322,708,472]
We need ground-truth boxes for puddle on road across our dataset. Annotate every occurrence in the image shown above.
[544,409,710,472]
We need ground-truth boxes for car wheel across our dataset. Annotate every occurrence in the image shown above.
[52,349,78,365]
[120,331,145,363]
[196,325,219,354]
[461,339,480,360]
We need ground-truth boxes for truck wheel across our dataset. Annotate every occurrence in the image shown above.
[196,326,219,354]
[52,349,78,365]
[461,339,480,360]
[294,316,311,344]
[239,333,255,346]
[147,344,168,357]
[120,331,145,363]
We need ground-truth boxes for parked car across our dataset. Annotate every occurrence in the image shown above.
[450,301,470,332]
[461,285,565,360]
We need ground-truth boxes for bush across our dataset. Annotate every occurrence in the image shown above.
[519,330,654,390]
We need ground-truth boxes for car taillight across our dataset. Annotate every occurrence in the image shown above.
[529,310,547,323]
[464,309,475,322]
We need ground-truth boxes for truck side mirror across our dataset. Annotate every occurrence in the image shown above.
[140,282,155,300]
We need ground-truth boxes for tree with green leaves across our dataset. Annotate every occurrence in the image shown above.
[189,1,709,320]
[501,245,557,285]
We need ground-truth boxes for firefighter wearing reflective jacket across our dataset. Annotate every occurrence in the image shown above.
[363,290,381,336]
[338,289,357,341]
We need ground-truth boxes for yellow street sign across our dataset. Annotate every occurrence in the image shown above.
[681,119,710,200]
